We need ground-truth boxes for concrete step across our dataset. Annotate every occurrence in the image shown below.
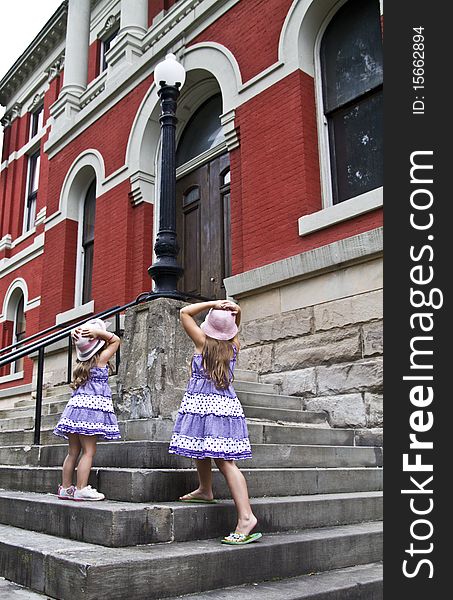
[237,391,302,410]
[0,413,61,433]
[0,489,382,547]
[169,562,383,600]
[0,466,383,502]
[0,521,383,600]
[0,400,68,421]
[0,578,54,599]
[0,441,383,469]
[243,406,327,424]
[0,419,382,449]
[234,369,258,382]
[234,381,279,394]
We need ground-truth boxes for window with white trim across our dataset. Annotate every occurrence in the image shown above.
[29,104,44,140]
[12,294,26,374]
[24,151,40,233]
[320,0,383,205]
[81,181,96,304]
[99,27,119,73]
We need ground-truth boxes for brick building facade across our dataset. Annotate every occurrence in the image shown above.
[0,0,383,430]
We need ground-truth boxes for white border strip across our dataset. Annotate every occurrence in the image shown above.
[298,188,383,236]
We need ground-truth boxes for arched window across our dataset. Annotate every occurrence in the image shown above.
[320,0,383,205]
[12,294,26,374]
[81,181,96,304]
[176,94,225,167]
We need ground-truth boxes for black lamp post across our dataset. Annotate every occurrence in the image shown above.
[148,53,186,299]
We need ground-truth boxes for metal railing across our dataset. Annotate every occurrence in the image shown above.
[0,290,211,445]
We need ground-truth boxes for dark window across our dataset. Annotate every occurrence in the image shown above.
[30,105,44,139]
[176,95,225,167]
[24,151,40,232]
[82,181,96,304]
[99,28,119,73]
[13,295,26,373]
[320,0,383,204]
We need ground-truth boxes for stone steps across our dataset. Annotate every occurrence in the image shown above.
[243,406,327,424]
[238,390,302,409]
[0,465,383,502]
[0,489,382,547]
[0,440,382,469]
[0,521,382,600]
[0,578,53,599]
[0,419,382,449]
[169,562,383,600]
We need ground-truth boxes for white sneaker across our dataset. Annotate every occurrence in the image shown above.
[73,485,105,501]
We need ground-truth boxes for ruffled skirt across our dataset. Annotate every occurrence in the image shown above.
[168,391,252,460]
[53,393,121,440]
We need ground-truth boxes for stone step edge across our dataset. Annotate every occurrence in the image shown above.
[0,465,384,474]
[0,440,383,452]
[169,562,383,600]
[0,489,383,512]
[0,520,383,564]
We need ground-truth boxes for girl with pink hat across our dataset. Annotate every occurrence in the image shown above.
[169,300,262,545]
[53,318,121,501]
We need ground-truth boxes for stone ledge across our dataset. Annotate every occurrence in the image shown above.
[225,227,383,298]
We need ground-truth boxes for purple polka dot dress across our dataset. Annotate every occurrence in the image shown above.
[169,347,252,460]
[53,366,121,440]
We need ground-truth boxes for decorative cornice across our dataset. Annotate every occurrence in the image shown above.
[100,14,120,39]
[0,102,22,128]
[0,1,68,106]
[46,54,65,83]
[28,92,45,112]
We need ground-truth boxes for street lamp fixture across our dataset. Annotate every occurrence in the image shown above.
[148,53,186,299]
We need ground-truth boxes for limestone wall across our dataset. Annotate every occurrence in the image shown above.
[235,257,383,429]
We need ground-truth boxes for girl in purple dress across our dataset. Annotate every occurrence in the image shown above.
[169,300,262,545]
[54,318,121,501]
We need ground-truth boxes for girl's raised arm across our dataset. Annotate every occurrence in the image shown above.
[180,300,226,351]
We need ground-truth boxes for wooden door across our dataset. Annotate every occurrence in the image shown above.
[176,153,231,299]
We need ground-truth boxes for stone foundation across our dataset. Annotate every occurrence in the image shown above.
[226,232,383,430]
[116,298,193,421]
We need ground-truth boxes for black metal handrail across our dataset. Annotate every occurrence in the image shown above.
[0,290,212,445]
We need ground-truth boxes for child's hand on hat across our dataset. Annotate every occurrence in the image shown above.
[215,300,239,314]
[77,325,99,339]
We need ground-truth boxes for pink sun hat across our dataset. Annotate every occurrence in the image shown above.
[72,318,111,362]
[200,309,238,341]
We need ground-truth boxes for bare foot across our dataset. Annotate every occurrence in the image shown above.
[235,513,258,536]
[179,488,214,501]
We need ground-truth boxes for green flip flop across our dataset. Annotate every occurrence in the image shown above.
[221,532,263,545]
[178,493,218,504]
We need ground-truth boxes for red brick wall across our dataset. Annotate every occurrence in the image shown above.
[190,0,294,84]
[46,75,152,217]
[0,258,42,386]
[230,69,382,272]
[88,40,101,83]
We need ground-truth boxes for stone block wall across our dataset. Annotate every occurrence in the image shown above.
[236,259,383,430]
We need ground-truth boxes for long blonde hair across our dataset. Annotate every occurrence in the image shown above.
[201,335,240,390]
[70,346,111,390]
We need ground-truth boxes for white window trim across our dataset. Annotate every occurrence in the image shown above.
[0,370,24,384]
[300,0,383,236]
[22,150,40,236]
[298,186,383,236]
[313,0,349,210]
[74,180,95,308]
[56,300,95,326]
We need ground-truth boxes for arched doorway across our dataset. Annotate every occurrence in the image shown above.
[175,93,231,299]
